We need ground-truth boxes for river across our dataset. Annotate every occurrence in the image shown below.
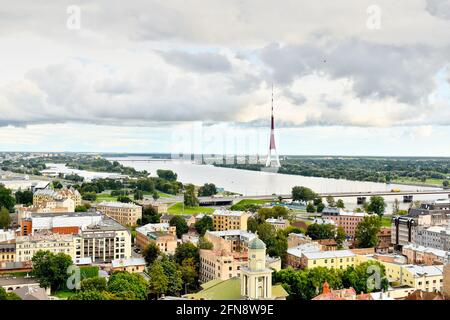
[107,156,448,212]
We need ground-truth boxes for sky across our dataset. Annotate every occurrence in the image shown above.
[0,0,450,156]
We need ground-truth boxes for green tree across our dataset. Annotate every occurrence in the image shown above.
[354,215,382,248]
[69,290,117,300]
[52,181,63,189]
[156,169,178,182]
[180,257,198,294]
[107,271,148,300]
[75,205,88,212]
[174,243,199,265]
[134,190,144,200]
[148,261,169,299]
[306,202,316,213]
[291,186,318,202]
[326,195,335,207]
[117,196,132,203]
[31,251,73,291]
[140,206,161,225]
[367,196,386,216]
[82,192,97,201]
[169,216,189,238]
[316,202,325,213]
[198,183,218,197]
[183,184,199,207]
[335,226,346,249]
[152,192,160,201]
[443,180,449,188]
[160,258,183,296]
[198,237,214,250]
[80,277,107,292]
[0,287,22,300]
[143,242,160,266]
[306,223,335,240]
[15,190,33,206]
[336,199,345,209]
[0,184,16,212]
[0,207,11,229]
[342,261,388,293]
[194,215,214,236]
[247,217,260,233]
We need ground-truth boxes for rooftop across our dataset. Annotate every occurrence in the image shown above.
[403,265,444,277]
[287,243,322,258]
[97,201,141,208]
[112,257,146,268]
[303,250,356,260]
[213,209,249,217]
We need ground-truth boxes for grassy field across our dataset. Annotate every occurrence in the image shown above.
[168,202,215,215]
[95,193,118,202]
[52,290,77,299]
[142,191,174,198]
[381,216,392,227]
[393,177,444,187]
[232,199,272,206]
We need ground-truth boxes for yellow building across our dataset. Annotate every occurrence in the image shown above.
[15,233,78,262]
[401,265,444,292]
[96,201,142,226]
[33,187,81,208]
[0,241,16,263]
[213,209,250,231]
[301,250,357,270]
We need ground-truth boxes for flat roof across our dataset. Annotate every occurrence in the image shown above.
[403,265,444,277]
[97,201,141,208]
[303,250,356,260]
[213,209,248,217]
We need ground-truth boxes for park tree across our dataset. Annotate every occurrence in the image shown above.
[174,242,199,266]
[183,184,199,207]
[306,202,316,213]
[316,202,325,213]
[140,206,161,225]
[326,195,336,207]
[198,183,218,197]
[367,196,386,216]
[80,277,107,292]
[143,242,161,266]
[342,261,388,293]
[52,181,63,189]
[148,261,169,299]
[194,215,214,236]
[0,287,21,300]
[335,226,346,249]
[15,190,33,206]
[180,257,198,294]
[156,169,178,182]
[117,196,132,203]
[134,190,144,200]
[0,184,16,212]
[107,271,149,300]
[0,207,11,229]
[306,223,336,240]
[247,217,260,233]
[291,186,318,202]
[336,199,345,209]
[160,258,183,296]
[170,216,189,238]
[152,192,160,201]
[354,215,382,248]
[31,251,73,291]
[75,205,88,212]
[69,290,117,300]
[443,180,449,189]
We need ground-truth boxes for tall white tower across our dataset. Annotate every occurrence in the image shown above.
[265,85,281,167]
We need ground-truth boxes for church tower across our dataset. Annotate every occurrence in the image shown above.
[241,237,273,300]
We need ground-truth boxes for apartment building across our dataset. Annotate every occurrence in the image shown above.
[0,241,16,263]
[286,243,322,268]
[212,209,251,231]
[33,187,81,208]
[204,230,257,253]
[444,263,450,299]
[266,217,290,230]
[391,200,450,250]
[287,233,312,248]
[300,250,357,269]
[96,201,142,226]
[401,265,444,293]
[414,226,450,251]
[17,198,75,216]
[135,223,178,254]
[16,212,132,263]
[402,244,447,265]
[15,233,78,262]
[322,208,366,237]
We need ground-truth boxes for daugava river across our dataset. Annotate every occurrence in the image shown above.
[108,156,447,211]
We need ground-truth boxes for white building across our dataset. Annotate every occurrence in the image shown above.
[414,226,450,251]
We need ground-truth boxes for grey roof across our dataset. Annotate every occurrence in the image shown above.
[302,250,356,260]
[0,277,39,286]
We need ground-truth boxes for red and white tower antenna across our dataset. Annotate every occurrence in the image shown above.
[265,83,281,167]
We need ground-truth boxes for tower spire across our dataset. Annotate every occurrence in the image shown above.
[265,83,281,168]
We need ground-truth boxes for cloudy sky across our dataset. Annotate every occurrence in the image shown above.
[1,0,450,156]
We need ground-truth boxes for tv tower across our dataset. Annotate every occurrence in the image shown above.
[265,84,281,168]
